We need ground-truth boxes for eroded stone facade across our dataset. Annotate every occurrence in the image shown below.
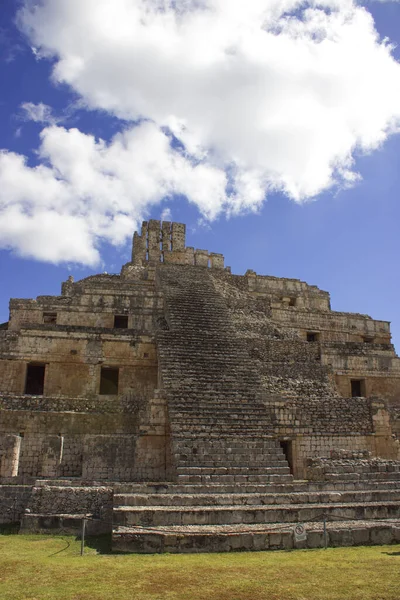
[0,219,399,484]
[1,220,400,552]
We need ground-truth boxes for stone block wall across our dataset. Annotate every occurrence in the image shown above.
[305,452,400,482]
[0,328,158,399]
[292,435,373,478]
[246,272,331,311]
[27,484,113,520]
[269,396,400,476]
[0,390,169,481]
[270,307,391,343]
[0,484,32,523]
[268,396,373,436]
[289,434,399,479]
[9,288,164,333]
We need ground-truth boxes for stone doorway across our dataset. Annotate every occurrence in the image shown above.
[280,439,294,474]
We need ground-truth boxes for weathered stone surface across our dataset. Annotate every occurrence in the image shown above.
[0,220,399,553]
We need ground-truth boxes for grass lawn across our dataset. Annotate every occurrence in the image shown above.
[0,534,398,600]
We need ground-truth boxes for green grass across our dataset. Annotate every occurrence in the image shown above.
[0,534,398,600]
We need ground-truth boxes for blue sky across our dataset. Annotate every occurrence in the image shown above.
[1,1,400,349]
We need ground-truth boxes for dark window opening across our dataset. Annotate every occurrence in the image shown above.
[351,379,365,397]
[280,440,293,474]
[306,332,319,342]
[363,336,374,344]
[100,367,119,395]
[25,364,45,395]
[114,315,128,329]
[43,312,57,324]
[288,297,296,307]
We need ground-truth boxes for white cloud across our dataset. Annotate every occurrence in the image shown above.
[20,102,59,125]
[3,0,400,263]
[0,122,229,264]
[18,0,400,204]
[161,207,172,221]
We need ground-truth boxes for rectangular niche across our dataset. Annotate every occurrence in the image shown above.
[351,379,366,397]
[100,367,119,395]
[25,364,46,395]
[114,315,129,329]
[43,312,57,324]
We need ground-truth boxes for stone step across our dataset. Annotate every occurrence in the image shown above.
[176,449,286,456]
[171,431,277,438]
[170,424,275,432]
[169,402,271,410]
[176,461,289,468]
[170,420,273,427]
[170,410,271,419]
[171,408,270,416]
[173,439,278,449]
[169,400,265,414]
[113,488,400,507]
[170,410,269,418]
[112,520,400,553]
[163,379,259,387]
[170,421,274,429]
[175,444,281,453]
[174,449,282,457]
[176,466,291,476]
[113,501,400,527]
[171,432,276,438]
[112,478,400,495]
[176,457,288,467]
[176,474,294,484]
[34,478,400,495]
[166,392,262,400]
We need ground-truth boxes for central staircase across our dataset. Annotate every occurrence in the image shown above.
[155,264,289,484]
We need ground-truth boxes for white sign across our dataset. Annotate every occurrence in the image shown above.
[294,524,307,542]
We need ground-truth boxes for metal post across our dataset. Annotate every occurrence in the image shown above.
[81,518,86,556]
[323,517,327,549]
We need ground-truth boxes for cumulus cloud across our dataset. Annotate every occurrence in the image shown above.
[0,122,229,264]
[17,1,400,199]
[1,0,399,263]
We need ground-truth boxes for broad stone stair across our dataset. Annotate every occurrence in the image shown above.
[156,265,290,484]
[112,470,400,552]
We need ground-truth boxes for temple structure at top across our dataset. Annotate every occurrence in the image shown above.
[132,220,224,268]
